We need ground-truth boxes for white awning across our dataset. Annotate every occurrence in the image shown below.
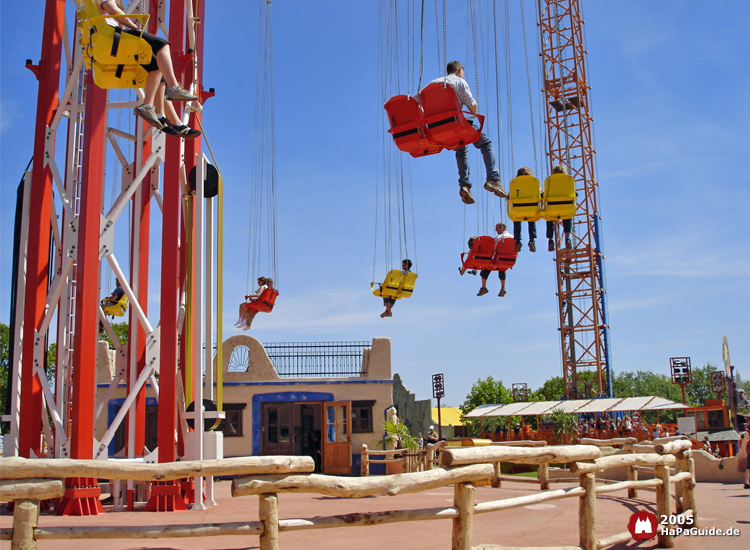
[482,401,538,417]
[463,396,688,418]
[641,396,689,410]
[574,398,625,414]
[463,404,505,418]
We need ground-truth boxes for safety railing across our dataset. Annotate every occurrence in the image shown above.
[1,440,696,550]
[359,441,445,475]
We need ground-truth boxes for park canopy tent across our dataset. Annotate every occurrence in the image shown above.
[465,396,687,418]
[463,404,505,418]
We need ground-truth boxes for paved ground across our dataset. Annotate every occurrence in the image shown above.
[2,478,747,550]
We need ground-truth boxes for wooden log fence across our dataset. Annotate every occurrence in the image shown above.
[0,442,697,550]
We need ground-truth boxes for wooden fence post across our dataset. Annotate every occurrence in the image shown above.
[627,465,638,499]
[360,444,369,477]
[11,499,39,550]
[491,462,501,488]
[425,446,434,471]
[259,493,280,550]
[538,462,549,490]
[682,456,697,525]
[452,482,475,550]
[655,464,674,548]
[578,473,597,550]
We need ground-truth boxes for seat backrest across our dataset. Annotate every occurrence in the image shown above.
[372,269,405,299]
[419,82,462,118]
[384,95,443,158]
[541,173,577,221]
[461,236,497,270]
[399,272,418,298]
[493,237,518,270]
[260,287,278,306]
[419,82,482,150]
[385,95,422,129]
[507,175,542,222]
[81,0,102,20]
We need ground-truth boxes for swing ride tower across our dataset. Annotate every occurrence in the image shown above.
[6,0,223,513]
[539,0,612,398]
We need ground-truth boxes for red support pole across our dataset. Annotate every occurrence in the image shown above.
[18,0,66,460]
[57,72,107,517]
[70,75,107,461]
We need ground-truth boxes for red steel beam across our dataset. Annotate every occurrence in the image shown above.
[158,0,188,464]
[19,0,66,459]
[69,75,108,459]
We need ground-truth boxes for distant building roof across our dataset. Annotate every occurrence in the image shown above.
[432,407,464,426]
[465,396,688,417]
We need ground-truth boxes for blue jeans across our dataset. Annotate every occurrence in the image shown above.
[455,124,500,187]
[514,221,537,242]
[546,219,572,239]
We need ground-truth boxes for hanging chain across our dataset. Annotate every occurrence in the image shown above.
[520,0,538,177]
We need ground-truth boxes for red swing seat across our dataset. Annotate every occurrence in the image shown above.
[244,287,278,313]
[492,237,518,271]
[384,95,443,158]
[461,236,518,272]
[418,82,484,150]
[461,236,498,271]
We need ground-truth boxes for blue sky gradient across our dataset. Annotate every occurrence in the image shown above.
[1,1,748,406]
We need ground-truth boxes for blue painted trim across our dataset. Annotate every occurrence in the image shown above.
[107,397,158,456]
[251,391,334,456]
[98,379,392,389]
[225,380,392,387]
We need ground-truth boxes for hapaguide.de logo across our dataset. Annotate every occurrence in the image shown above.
[627,511,657,541]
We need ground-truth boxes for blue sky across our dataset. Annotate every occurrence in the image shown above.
[1,1,749,407]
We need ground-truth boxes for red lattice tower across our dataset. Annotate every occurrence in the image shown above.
[539,0,612,398]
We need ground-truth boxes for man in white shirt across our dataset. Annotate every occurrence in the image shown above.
[430,61,507,205]
[477,222,513,297]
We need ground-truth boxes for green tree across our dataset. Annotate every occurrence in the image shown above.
[101,322,129,349]
[460,376,512,435]
[685,363,721,405]
[549,407,578,444]
[531,376,565,402]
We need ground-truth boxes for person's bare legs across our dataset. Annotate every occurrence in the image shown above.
[153,80,181,123]
[143,69,163,107]
[155,45,180,89]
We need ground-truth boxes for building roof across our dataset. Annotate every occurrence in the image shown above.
[431,407,464,426]
[465,396,688,417]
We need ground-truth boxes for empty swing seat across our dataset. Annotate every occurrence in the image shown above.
[461,236,498,271]
[245,287,279,313]
[371,270,418,300]
[78,0,152,89]
[419,82,484,150]
[507,175,542,222]
[102,294,129,317]
[384,95,442,158]
[541,173,577,221]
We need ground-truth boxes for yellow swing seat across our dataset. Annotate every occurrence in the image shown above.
[506,175,542,222]
[541,173,577,221]
[371,270,418,300]
[78,0,152,89]
[102,294,129,317]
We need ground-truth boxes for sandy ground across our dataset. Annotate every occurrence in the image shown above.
[1,478,748,550]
